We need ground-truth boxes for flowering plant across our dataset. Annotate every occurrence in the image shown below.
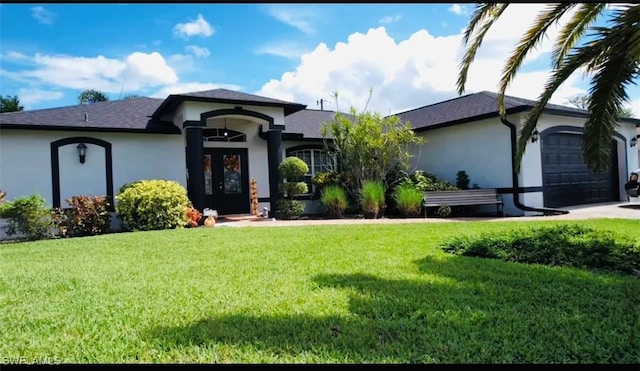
[186,207,202,227]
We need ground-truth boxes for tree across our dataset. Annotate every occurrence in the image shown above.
[566,94,635,118]
[122,94,141,100]
[320,90,424,208]
[457,3,640,172]
[1,95,24,113]
[78,89,110,105]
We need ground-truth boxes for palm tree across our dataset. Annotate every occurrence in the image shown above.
[457,3,640,172]
[78,89,110,105]
[0,95,24,113]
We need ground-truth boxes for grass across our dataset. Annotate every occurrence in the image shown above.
[1,218,639,363]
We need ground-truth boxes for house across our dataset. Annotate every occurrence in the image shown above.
[394,91,640,215]
[0,89,638,226]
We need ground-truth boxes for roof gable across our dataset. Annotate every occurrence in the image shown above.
[151,88,307,118]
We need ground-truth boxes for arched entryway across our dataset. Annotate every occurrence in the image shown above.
[183,107,283,216]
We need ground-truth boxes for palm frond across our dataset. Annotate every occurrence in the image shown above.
[515,4,640,173]
[514,46,597,172]
[457,3,509,95]
[497,3,576,117]
[551,3,607,69]
[583,6,640,171]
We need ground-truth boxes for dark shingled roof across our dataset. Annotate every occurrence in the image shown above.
[283,109,340,139]
[151,88,307,118]
[0,97,179,133]
[3,90,636,136]
[394,91,598,131]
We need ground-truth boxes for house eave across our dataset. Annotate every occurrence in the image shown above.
[151,95,307,120]
[0,123,181,134]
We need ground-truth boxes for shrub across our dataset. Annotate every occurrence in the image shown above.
[276,157,308,220]
[117,180,144,195]
[0,193,54,241]
[407,170,459,192]
[52,195,111,237]
[186,207,202,228]
[279,157,309,183]
[436,205,452,217]
[440,224,640,276]
[456,170,470,190]
[394,183,423,217]
[115,179,191,231]
[361,180,385,217]
[312,171,343,197]
[275,199,305,220]
[320,185,348,218]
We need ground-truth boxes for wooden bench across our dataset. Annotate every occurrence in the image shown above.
[422,189,504,217]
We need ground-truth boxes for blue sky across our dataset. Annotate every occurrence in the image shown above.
[1,3,639,115]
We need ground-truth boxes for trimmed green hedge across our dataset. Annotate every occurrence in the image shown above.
[115,179,191,231]
[440,224,640,276]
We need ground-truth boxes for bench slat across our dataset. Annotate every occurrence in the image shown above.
[423,188,504,217]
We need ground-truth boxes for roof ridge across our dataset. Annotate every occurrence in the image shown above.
[393,91,486,115]
[0,96,164,114]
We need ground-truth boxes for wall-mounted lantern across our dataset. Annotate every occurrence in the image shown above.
[631,136,637,148]
[77,143,87,164]
[531,129,540,143]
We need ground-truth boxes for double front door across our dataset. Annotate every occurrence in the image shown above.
[203,148,250,215]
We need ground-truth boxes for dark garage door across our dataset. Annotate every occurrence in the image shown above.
[542,133,618,208]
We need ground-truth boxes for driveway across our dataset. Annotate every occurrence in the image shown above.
[215,201,640,227]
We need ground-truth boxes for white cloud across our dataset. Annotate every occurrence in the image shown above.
[627,97,640,119]
[265,5,318,34]
[31,6,56,25]
[379,15,401,24]
[1,51,30,61]
[185,45,211,58]
[257,5,591,115]
[18,88,64,108]
[119,52,179,90]
[2,51,178,93]
[448,4,469,16]
[255,41,310,59]
[173,14,214,38]
[152,82,243,98]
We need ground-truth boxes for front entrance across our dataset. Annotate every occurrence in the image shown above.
[203,148,250,215]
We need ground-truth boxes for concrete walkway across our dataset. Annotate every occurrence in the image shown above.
[215,201,640,228]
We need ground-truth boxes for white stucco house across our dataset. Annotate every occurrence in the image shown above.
[0,89,638,224]
[395,91,639,215]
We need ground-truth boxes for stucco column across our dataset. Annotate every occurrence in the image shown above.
[185,125,204,212]
[267,129,283,217]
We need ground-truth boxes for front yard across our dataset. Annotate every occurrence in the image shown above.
[1,219,638,363]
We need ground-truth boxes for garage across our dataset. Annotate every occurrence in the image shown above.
[542,133,618,208]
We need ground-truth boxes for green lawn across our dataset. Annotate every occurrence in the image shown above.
[1,219,639,363]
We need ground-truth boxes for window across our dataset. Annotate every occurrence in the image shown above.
[287,147,334,194]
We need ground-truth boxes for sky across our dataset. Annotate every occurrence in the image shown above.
[1,3,639,115]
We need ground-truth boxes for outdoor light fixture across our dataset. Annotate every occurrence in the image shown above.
[76,143,87,164]
[531,129,540,143]
[223,119,229,138]
[631,136,638,148]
